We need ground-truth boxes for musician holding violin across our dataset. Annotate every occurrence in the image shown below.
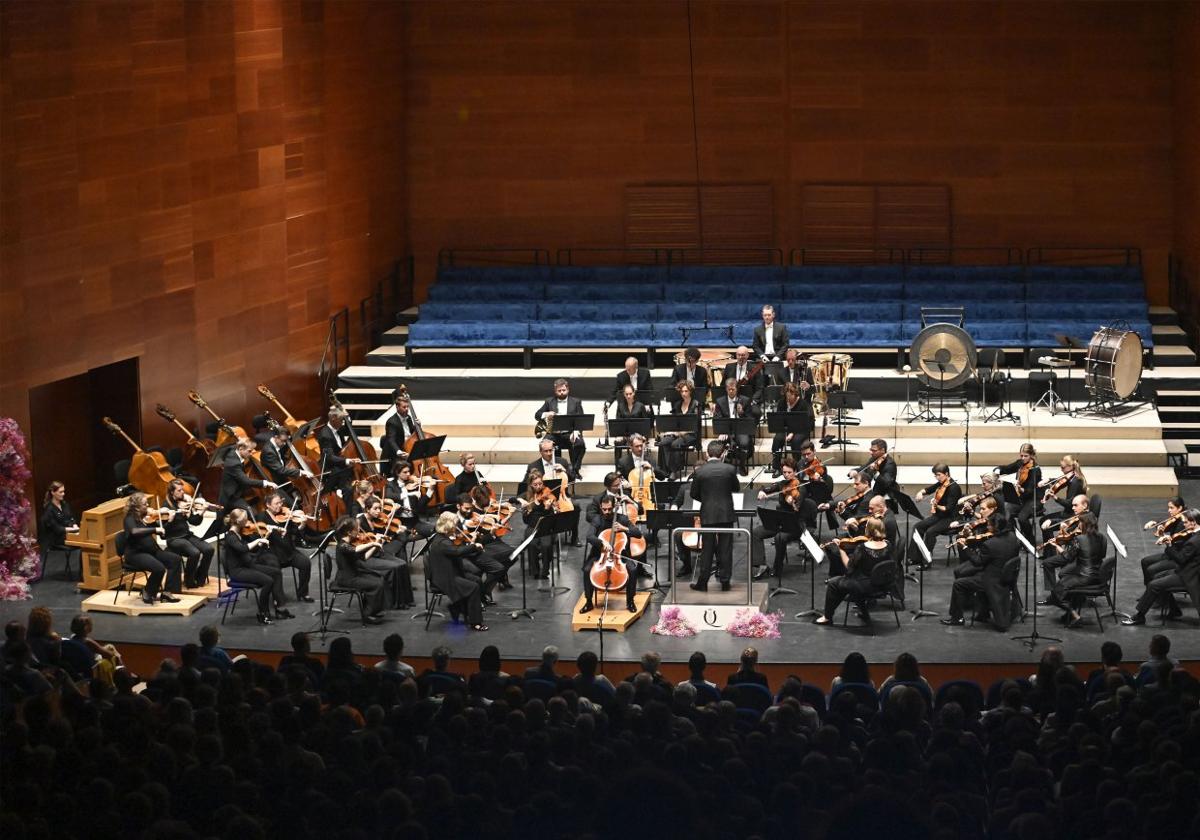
[941,496,1020,631]
[1043,511,1107,628]
[994,443,1041,540]
[913,462,962,559]
[256,492,314,602]
[356,496,415,609]
[1138,496,1187,590]
[857,439,899,507]
[581,495,642,614]
[958,473,1000,517]
[223,508,292,625]
[451,452,484,502]
[1124,507,1200,626]
[814,517,891,625]
[660,380,701,479]
[385,459,437,539]
[526,438,580,545]
[332,515,388,625]
[218,437,278,514]
[752,457,816,581]
[521,471,558,579]
[122,492,183,605]
[819,473,872,535]
[163,478,217,589]
[455,493,508,603]
[427,511,488,631]
[1039,455,1088,530]
[1039,494,1090,594]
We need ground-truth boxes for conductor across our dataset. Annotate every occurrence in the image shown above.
[690,440,741,592]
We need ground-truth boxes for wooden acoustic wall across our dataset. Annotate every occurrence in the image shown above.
[1175,1,1200,303]
[0,0,405,447]
[404,0,1175,299]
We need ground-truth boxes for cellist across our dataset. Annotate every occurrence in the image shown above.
[218,438,278,514]
[580,494,642,614]
[316,407,361,501]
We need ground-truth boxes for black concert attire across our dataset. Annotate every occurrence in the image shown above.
[522,495,557,578]
[122,513,183,602]
[534,395,587,475]
[612,398,654,465]
[915,479,963,554]
[670,362,709,403]
[1042,473,1086,527]
[525,457,579,543]
[583,510,643,608]
[773,361,814,392]
[947,525,1019,631]
[333,540,387,618]
[752,479,815,578]
[382,409,419,474]
[770,395,813,470]
[824,488,871,534]
[218,449,268,514]
[384,477,437,539]
[712,393,759,472]
[690,457,741,587]
[1141,517,1186,585]
[722,361,764,402]
[223,529,286,612]
[753,322,790,360]
[995,459,1041,540]
[1041,517,1089,591]
[39,501,77,579]
[614,368,652,399]
[261,438,301,502]
[1049,532,1107,611]
[1132,530,1200,619]
[451,468,481,506]
[617,448,667,481]
[859,453,899,507]
[823,542,891,619]
[428,533,485,625]
[660,397,701,477]
[355,512,413,608]
[255,511,313,600]
[317,422,356,501]
[456,512,508,598]
[163,499,215,588]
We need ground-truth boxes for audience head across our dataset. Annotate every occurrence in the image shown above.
[640,651,661,673]
[383,633,405,661]
[432,646,451,671]
[68,614,92,638]
[892,652,922,683]
[27,606,53,637]
[740,647,759,671]
[1149,634,1171,659]
[478,645,501,673]
[198,625,219,649]
[290,632,310,656]
[541,644,559,668]
[577,650,598,677]
[840,652,871,684]
[1100,641,1123,668]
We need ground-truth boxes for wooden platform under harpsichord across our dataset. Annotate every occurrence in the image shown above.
[82,589,209,617]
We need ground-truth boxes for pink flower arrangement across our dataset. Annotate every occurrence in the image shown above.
[650,605,698,637]
[726,608,782,639]
[0,419,38,599]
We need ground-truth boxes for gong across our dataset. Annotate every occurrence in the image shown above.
[909,323,977,390]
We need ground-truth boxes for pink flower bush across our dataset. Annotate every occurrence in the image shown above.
[0,419,38,599]
[650,605,698,637]
[726,608,782,639]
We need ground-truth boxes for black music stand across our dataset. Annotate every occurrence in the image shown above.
[546,413,594,465]
[542,509,577,597]
[407,434,446,463]
[645,508,691,595]
[824,391,862,459]
[206,443,236,469]
[712,417,758,469]
[767,412,810,468]
[756,506,802,599]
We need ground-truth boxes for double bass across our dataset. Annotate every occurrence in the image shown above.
[101,417,192,499]
[257,383,322,464]
[328,393,387,495]
[187,391,247,448]
[264,416,344,531]
[394,384,456,506]
[154,404,220,502]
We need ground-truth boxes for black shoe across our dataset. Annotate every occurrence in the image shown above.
[940,617,964,626]
[689,582,708,592]
[579,603,593,614]
[569,541,583,548]
[365,615,384,625]
[752,567,771,581]
[141,593,156,605]
[637,568,652,579]
[481,594,495,606]
[1120,614,1146,626]
[720,580,731,592]
[497,580,513,591]
[275,609,295,620]
[257,613,273,625]
[626,601,636,612]
[298,595,315,603]
[160,593,180,604]
[677,566,692,577]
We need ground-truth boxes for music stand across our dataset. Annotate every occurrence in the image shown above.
[712,417,758,469]
[824,391,862,459]
[795,530,826,619]
[407,433,446,463]
[908,531,937,620]
[607,417,654,442]
[760,383,783,410]
[756,506,801,599]
[645,508,693,595]
[508,524,544,621]
[913,359,956,424]
[542,509,577,597]
[1053,333,1087,414]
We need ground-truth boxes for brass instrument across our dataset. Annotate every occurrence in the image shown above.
[534,413,553,439]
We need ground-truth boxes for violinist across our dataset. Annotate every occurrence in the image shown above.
[521,471,557,579]
[356,495,414,609]
[332,515,387,625]
[162,478,216,589]
[753,304,790,363]
[713,377,760,476]
[218,437,278,514]
[660,380,701,479]
[1123,507,1200,626]
[913,463,962,558]
[770,382,813,475]
[670,347,708,404]
[941,497,1019,631]
[1039,494,1090,594]
[37,481,79,582]
[526,438,579,546]
[614,356,652,399]
[722,345,763,401]
[1139,496,1187,590]
[385,460,436,539]
[122,492,183,605]
[958,473,999,517]
[427,511,487,631]
[346,479,375,521]
[534,378,586,478]
[858,439,898,505]
[223,508,291,625]
[819,474,872,534]
[382,389,419,474]
[316,407,361,501]
[1043,512,1107,628]
[752,458,814,581]
[257,492,314,602]
[1039,455,1088,529]
[994,443,1041,539]
[798,440,832,498]
[581,495,642,614]
[455,494,506,604]
[814,517,891,625]
[261,426,302,500]
[451,452,484,503]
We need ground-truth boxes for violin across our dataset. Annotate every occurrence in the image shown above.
[1016,460,1035,495]
[450,514,484,546]
[820,534,870,550]
[268,507,313,526]
[958,486,996,514]
[801,457,826,481]
[351,530,386,548]
[1040,473,1071,501]
[1147,511,1183,536]
[240,520,285,540]
[1036,515,1083,551]
[1161,527,1197,546]
[478,499,519,537]
[835,487,868,515]
[763,477,803,508]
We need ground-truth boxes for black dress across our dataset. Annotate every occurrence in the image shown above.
[333,540,388,618]
[823,543,891,618]
[163,500,215,587]
[427,533,485,625]
[223,529,285,612]
[38,501,78,581]
[122,513,183,601]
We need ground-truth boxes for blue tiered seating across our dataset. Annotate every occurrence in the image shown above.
[406,263,1153,352]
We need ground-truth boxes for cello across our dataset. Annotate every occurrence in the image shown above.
[256,383,322,464]
[187,391,247,449]
[264,416,344,531]
[101,417,192,499]
[589,526,630,593]
[627,459,655,524]
[394,384,456,506]
[154,403,221,502]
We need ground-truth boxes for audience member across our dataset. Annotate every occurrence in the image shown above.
[727,646,769,689]
[374,633,415,678]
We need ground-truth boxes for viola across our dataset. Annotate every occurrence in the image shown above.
[820,534,869,550]
[589,527,629,592]
[1149,511,1183,537]
[1159,527,1196,546]
[801,457,826,481]
[241,520,284,539]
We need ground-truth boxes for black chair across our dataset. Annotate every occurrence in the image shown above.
[1090,493,1103,518]
[1062,555,1118,632]
[413,560,447,630]
[113,459,131,488]
[841,561,902,631]
[968,556,1023,627]
[327,587,368,626]
[112,532,149,604]
[38,541,79,582]
[829,681,880,720]
[219,580,263,624]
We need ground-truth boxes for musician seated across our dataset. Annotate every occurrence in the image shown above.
[526,438,579,545]
[1038,494,1090,596]
[451,452,483,504]
[385,459,436,539]
[455,494,507,603]
[814,518,891,625]
[615,356,651,399]
[617,432,667,481]
[581,495,642,614]
[797,440,833,505]
[670,346,708,404]
[1123,508,1200,626]
[912,462,962,562]
[612,383,654,463]
[122,492,184,605]
[940,498,1020,631]
[534,378,587,477]
[660,381,701,480]
[770,382,813,475]
[1039,455,1088,530]
[356,496,415,609]
[818,474,871,536]
[521,472,558,579]
[224,508,291,624]
[1139,496,1187,590]
[752,457,814,580]
[1043,512,1106,628]
[994,443,1041,541]
[713,378,760,475]
[427,511,488,631]
[753,304,790,363]
[162,478,215,589]
[38,481,79,583]
[467,485,516,590]
[722,346,764,402]
[332,516,387,625]
[958,473,1000,518]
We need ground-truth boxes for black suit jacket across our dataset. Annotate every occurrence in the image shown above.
[524,458,577,486]
[219,448,267,508]
[261,440,301,484]
[772,362,813,391]
[670,363,709,399]
[995,459,1041,501]
[614,369,652,398]
[722,362,764,400]
[921,480,962,520]
[712,394,759,422]
[382,411,418,462]
[535,396,584,421]
[617,449,667,480]
[861,455,898,499]
[752,323,790,358]
[317,423,354,485]
[690,459,740,525]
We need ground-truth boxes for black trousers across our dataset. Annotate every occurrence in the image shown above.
[549,433,586,474]
[697,521,734,584]
[1136,569,1188,617]
[660,433,697,476]
[823,572,873,618]
[1041,550,1072,592]
[229,562,286,611]
[1141,552,1175,585]
[335,572,388,617]
[915,515,954,553]
[126,550,183,599]
[527,534,554,577]
[166,536,214,587]
[583,551,638,604]
[447,579,483,625]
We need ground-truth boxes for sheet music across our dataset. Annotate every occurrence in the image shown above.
[1106,525,1127,558]
[1013,528,1037,556]
[910,529,933,564]
[800,530,825,566]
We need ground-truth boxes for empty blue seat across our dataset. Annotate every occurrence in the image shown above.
[671,265,785,284]
[551,265,668,284]
[537,302,648,321]
[428,282,545,301]
[663,283,783,303]
[806,302,902,322]
[902,320,1026,346]
[905,283,1020,301]
[782,282,902,301]
[1027,301,1148,322]
[544,282,657,302]
[902,302,1024,321]
[529,322,654,346]
[419,302,532,322]
[437,266,553,284]
[408,322,530,347]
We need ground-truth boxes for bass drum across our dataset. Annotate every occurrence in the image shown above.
[1085,326,1143,400]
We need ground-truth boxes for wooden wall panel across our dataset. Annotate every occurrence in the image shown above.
[1175,2,1200,306]
[404,0,1174,299]
[0,0,406,458]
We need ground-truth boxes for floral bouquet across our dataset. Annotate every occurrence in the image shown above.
[0,419,38,599]
[726,607,782,639]
[650,605,698,637]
